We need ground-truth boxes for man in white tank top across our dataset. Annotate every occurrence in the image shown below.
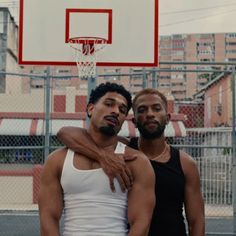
[38,82,155,236]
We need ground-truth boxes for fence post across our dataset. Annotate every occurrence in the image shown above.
[86,75,97,127]
[44,67,51,160]
[151,67,157,88]
[231,67,236,233]
[142,68,147,88]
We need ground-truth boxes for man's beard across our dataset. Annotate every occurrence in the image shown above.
[136,122,166,139]
[99,125,116,136]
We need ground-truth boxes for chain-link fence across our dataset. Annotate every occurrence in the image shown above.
[0,63,236,235]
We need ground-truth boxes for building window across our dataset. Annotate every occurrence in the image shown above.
[57,69,70,73]
[226,33,236,38]
[160,36,171,40]
[226,42,236,46]
[228,58,236,62]
[226,50,236,54]
[200,34,213,39]
[172,50,184,56]
[159,83,170,88]
[172,34,185,39]
[197,42,212,46]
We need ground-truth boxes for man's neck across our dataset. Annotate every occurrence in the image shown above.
[138,136,167,159]
[87,127,118,149]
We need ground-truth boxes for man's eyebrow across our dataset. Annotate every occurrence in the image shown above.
[105,98,128,108]
[105,98,116,102]
[136,103,161,109]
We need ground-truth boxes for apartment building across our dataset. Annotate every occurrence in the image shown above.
[0,8,19,93]
[158,33,236,101]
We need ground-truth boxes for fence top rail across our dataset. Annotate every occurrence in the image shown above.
[187,127,233,133]
[159,61,236,66]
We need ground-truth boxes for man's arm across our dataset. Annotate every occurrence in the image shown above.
[38,149,65,236]
[57,126,134,191]
[57,127,102,162]
[181,152,205,236]
[127,151,156,236]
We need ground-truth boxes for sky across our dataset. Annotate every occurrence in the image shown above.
[159,0,236,35]
[1,0,236,36]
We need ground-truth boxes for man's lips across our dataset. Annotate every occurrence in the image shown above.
[104,116,119,126]
[144,121,159,127]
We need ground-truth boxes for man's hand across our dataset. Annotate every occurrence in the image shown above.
[100,150,137,192]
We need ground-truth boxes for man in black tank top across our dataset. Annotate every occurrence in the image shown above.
[57,88,205,236]
[128,89,205,236]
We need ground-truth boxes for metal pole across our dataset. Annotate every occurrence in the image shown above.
[129,68,133,92]
[142,68,147,88]
[152,67,157,88]
[87,76,96,100]
[86,75,97,127]
[231,67,236,234]
[44,67,51,160]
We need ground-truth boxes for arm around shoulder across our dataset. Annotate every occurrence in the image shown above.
[58,126,134,192]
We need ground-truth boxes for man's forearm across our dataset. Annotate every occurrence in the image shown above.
[128,222,150,236]
[57,127,103,162]
[40,218,61,236]
[189,221,205,236]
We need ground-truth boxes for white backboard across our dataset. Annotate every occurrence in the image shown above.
[19,0,158,67]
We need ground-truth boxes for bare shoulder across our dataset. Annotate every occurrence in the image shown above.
[42,148,68,176]
[58,126,85,135]
[46,148,67,163]
[179,150,199,177]
[125,146,153,173]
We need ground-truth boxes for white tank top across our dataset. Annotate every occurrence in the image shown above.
[61,142,128,236]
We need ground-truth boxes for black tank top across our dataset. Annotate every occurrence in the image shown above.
[129,137,187,236]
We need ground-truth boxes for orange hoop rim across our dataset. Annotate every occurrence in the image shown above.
[69,36,108,44]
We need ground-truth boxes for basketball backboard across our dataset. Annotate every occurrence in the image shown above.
[19,0,158,67]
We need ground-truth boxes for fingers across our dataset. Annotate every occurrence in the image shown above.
[108,168,133,193]
[100,153,134,192]
[109,177,116,193]
[116,167,133,192]
[115,174,126,192]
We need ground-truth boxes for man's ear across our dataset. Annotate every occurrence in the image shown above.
[131,117,137,128]
[86,103,94,118]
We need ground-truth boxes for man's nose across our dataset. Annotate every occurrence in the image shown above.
[111,105,120,115]
[147,108,155,117]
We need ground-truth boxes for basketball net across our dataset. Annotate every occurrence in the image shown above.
[69,37,107,79]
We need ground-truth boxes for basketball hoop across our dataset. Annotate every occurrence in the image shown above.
[69,37,107,79]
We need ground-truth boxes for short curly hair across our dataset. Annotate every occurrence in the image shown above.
[132,88,168,111]
[87,82,132,114]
